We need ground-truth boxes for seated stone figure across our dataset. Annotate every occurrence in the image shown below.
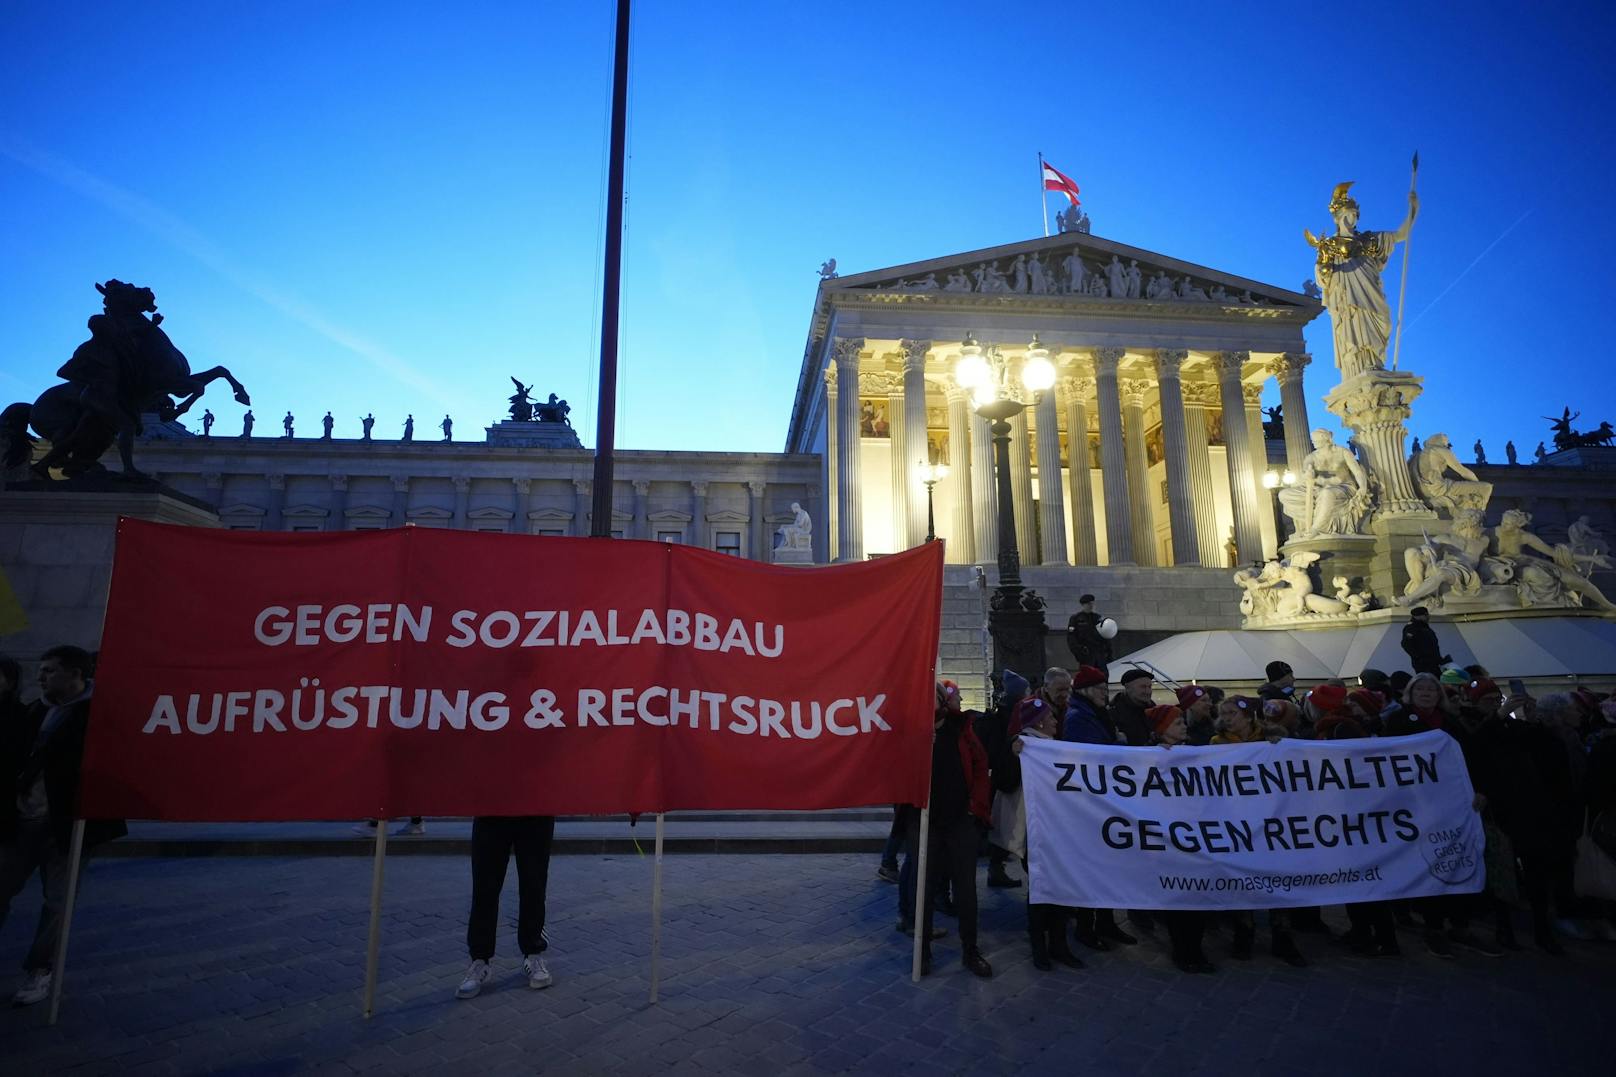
[1399,508,1489,607]
[1490,509,1615,612]
[1278,429,1372,537]
[775,502,812,551]
[1411,433,1492,514]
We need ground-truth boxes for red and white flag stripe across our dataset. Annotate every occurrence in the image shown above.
[1042,160,1080,206]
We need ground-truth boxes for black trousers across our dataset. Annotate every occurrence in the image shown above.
[1163,910,1207,963]
[1346,901,1396,946]
[1021,858,1069,958]
[904,812,979,952]
[1520,845,1577,932]
[467,815,555,961]
[1418,893,1472,934]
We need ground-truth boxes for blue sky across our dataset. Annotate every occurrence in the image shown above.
[4,2,1613,457]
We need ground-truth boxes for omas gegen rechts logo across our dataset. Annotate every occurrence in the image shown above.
[1419,815,1482,886]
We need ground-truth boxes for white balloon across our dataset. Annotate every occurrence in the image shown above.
[1097,617,1119,640]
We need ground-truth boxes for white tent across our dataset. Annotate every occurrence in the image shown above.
[1112,614,1616,686]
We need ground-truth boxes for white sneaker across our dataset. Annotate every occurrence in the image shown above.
[455,959,490,999]
[12,970,51,1007]
[351,822,379,835]
[393,822,425,836]
[522,955,553,990]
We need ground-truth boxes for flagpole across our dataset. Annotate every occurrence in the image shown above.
[1038,152,1049,238]
[1390,151,1418,371]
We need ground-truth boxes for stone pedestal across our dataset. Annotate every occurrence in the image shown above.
[1281,533,1376,596]
[989,603,1047,690]
[770,546,813,565]
[0,487,220,673]
[1324,369,1434,518]
[1368,514,1441,602]
[485,421,584,450]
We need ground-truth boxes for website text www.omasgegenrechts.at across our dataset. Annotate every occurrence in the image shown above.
[1157,865,1384,896]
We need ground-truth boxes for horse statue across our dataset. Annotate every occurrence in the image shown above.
[1,280,250,481]
[535,393,572,426]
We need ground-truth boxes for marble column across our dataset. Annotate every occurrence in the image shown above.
[329,475,348,532]
[833,337,864,561]
[901,339,930,546]
[266,474,285,532]
[1213,351,1264,562]
[1269,353,1313,471]
[874,369,907,552]
[1181,382,1225,566]
[513,478,532,534]
[1120,378,1158,567]
[572,479,590,537]
[632,480,651,540]
[944,382,977,564]
[1153,349,1200,565]
[971,408,998,564]
[1092,347,1134,564]
[1060,375,1098,566]
[1245,382,1279,558]
[1033,381,1068,564]
[823,365,838,559]
[1009,406,1038,563]
[808,484,828,564]
[747,480,767,561]
[690,480,708,548]
[390,475,409,529]
[452,476,470,531]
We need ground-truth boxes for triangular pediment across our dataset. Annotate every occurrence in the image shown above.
[824,232,1315,311]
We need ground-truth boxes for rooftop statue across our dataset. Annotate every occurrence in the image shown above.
[1544,406,1616,450]
[1305,181,1418,377]
[508,378,535,422]
[1,280,251,481]
[535,393,572,426]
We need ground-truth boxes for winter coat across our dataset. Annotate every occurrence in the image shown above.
[4,694,127,849]
[1062,695,1117,745]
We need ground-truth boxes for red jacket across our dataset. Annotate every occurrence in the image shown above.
[959,722,991,825]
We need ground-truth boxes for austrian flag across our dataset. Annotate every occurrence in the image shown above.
[1042,160,1080,206]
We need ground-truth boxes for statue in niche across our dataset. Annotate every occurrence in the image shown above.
[1278,429,1372,537]
[818,259,838,280]
[508,378,535,422]
[1061,250,1086,294]
[1489,509,1616,612]
[943,270,972,293]
[1305,180,1418,377]
[536,394,572,426]
[1398,509,1488,608]
[1505,440,1518,465]
[2,280,252,481]
[1105,256,1127,299]
[1009,255,1029,294]
[1125,260,1142,298]
[322,411,334,439]
[1473,439,1487,464]
[775,501,812,551]
[1412,433,1492,514]
[1027,255,1049,295]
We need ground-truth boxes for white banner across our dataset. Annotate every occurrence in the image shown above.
[1021,731,1485,910]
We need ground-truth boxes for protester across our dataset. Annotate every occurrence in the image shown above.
[0,645,126,1006]
[1147,705,1213,973]
[1211,695,1264,744]
[1176,684,1215,746]
[1059,666,1136,949]
[981,671,1031,890]
[1110,669,1155,746]
[1400,606,1449,676]
[1004,696,1083,972]
[1065,594,1112,674]
[457,812,557,997]
[1258,661,1296,703]
[905,681,992,978]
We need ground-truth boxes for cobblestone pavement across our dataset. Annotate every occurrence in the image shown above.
[2,853,1611,1075]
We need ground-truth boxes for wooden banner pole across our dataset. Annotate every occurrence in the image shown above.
[46,818,87,1026]
[649,812,666,1004]
[362,823,388,1018]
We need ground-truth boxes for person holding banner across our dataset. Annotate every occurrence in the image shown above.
[1005,695,1083,972]
[0,645,126,1006]
[1146,705,1216,973]
[456,815,557,998]
[1061,666,1138,950]
[904,680,993,978]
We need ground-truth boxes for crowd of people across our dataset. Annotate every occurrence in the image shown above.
[880,622,1616,978]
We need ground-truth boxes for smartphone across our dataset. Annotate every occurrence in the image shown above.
[1507,677,1527,698]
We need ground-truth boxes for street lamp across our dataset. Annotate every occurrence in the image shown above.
[917,460,949,543]
[1261,467,1297,552]
[954,333,1057,687]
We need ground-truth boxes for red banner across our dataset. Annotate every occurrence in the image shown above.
[80,521,943,820]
